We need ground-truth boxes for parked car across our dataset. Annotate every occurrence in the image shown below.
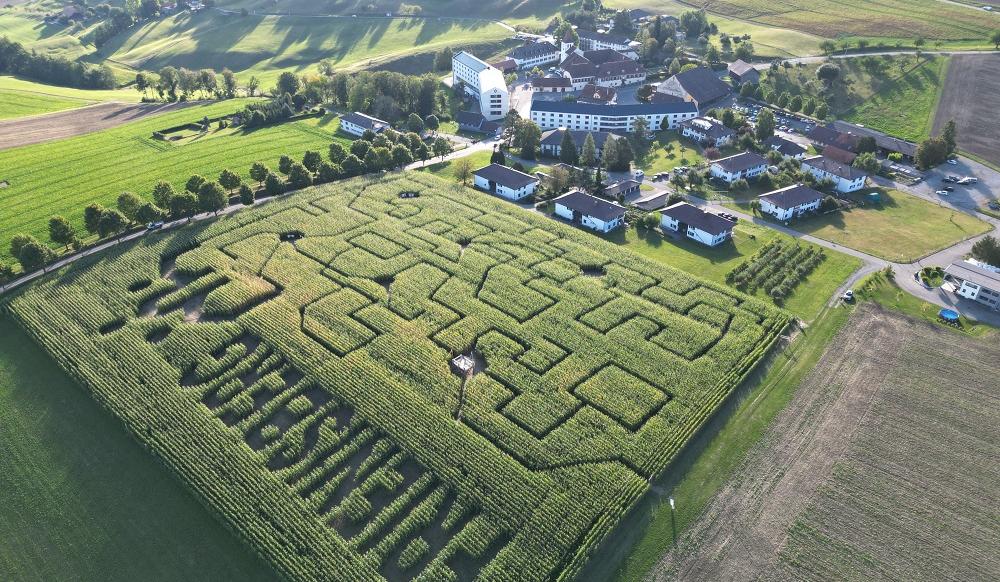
[842,289,855,302]
[944,186,955,192]
[146,221,164,230]
[947,159,958,165]
[935,190,950,196]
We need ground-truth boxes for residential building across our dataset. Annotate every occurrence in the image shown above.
[603,179,641,199]
[559,50,646,89]
[509,42,561,69]
[802,155,867,193]
[339,112,390,137]
[452,51,510,121]
[530,99,698,133]
[945,261,1000,310]
[821,144,857,165]
[830,120,918,160]
[710,151,768,183]
[533,75,574,92]
[491,58,518,74]
[680,116,736,147]
[578,83,616,104]
[539,129,624,159]
[807,124,861,153]
[657,66,732,108]
[576,29,639,54]
[727,59,760,86]
[553,189,627,232]
[472,164,539,201]
[455,111,501,135]
[763,135,806,159]
[631,191,670,211]
[759,184,824,221]
[660,202,734,246]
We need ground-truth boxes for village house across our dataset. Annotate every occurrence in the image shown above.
[473,164,540,201]
[802,155,868,193]
[339,112,390,137]
[530,100,697,132]
[578,83,617,104]
[657,66,732,109]
[509,42,561,69]
[830,120,918,161]
[660,202,734,246]
[727,59,760,86]
[558,50,646,89]
[763,135,806,159]
[821,144,857,165]
[575,29,639,54]
[455,111,501,135]
[603,179,641,199]
[680,116,736,147]
[945,261,1000,311]
[807,124,861,153]
[758,184,825,221]
[553,189,627,232]
[710,151,768,184]
[539,129,624,159]
[533,75,574,92]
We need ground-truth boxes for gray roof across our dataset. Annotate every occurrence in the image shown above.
[577,29,632,46]
[540,129,623,149]
[604,179,641,197]
[759,184,824,209]
[803,155,867,181]
[473,163,538,188]
[763,135,806,157]
[554,190,626,221]
[727,59,756,76]
[681,116,736,140]
[830,120,918,157]
[712,151,768,173]
[340,112,389,132]
[453,51,489,73]
[455,111,500,133]
[510,41,559,60]
[631,191,670,211]
[670,67,732,104]
[531,99,697,116]
[578,83,616,104]
[661,202,734,236]
[533,75,573,87]
[946,261,1000,289]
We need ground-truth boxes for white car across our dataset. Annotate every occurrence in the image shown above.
[947,159,958,165]
[935,190,950,196]
[843,290,854,301]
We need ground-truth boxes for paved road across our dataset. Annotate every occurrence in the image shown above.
[752,49,1000,69]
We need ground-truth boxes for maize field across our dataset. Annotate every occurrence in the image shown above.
[9,173,788,581]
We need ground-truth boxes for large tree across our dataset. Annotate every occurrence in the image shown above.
[559,131,579,165]
[117,192,143,223]
[48,215,77,249]
[514,119,542,160]
[453,157,474,186]
[754,108,775,140]
[971,235,1000,267]
[276,71,300,97]
[197,181,228,214]
[580,133,597,167]
[941,119,957,155]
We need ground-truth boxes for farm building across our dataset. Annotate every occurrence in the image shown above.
[945,261,1000,310]
[340,112,390,137]
[763,135,806,159]
[539,129,624,159]
[710,151,768,184]
[802,155,867,193]
[603,179,641,199]
[821,145,858,165]
[759,184,825,221]
[807,124,861,153]
[473,164,539,201]
[530,100,697,132]
[533,76,574,92]
[660,202,734,246]
[830,120,918,160]
[553,190,626,232]
[727,60,760,86]
[680,116,736,147]
[657,66,732,109]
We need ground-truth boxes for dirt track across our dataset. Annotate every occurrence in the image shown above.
[933,54,1000,167]
[648,304,1000,582]
[0,101,198,151]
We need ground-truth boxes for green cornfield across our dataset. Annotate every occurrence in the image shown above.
[9,173,789,581]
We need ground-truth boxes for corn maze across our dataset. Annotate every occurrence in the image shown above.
[9,173,788,582]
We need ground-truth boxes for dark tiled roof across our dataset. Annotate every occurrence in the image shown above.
[727,59,756,76]
[579,83,616,103]
[540,129,623,149]
[631,192,670,211]
[582,49,628,65]
[763,135,806,157]
[473,163,538,188]
[759,184,824,209]
[491,58,518,72]
[510,42,559,60]
[681,116,736,140]
[670,67,732,104]
[577,29,632,46]
[712,151,768,173]
[341,112,389,131]
[662,202,733,236]
[455,111,500,133]
[554,190,626,221]
[604,179,640,197]
[595,59,644,78]
[822,145,857,164]
[649,92,685,104]
[806,125,841,145]
[830,120,917,157]
[531,99,698,116]
[803,155,868,180]
[533,76,573,87]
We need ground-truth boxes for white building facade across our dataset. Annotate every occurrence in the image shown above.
[758,184,824,221]
[709,152,768,184]
[453,51,510,121]
[553,190,626,233]
[802,156,867,193]
[472,164,539,201]
[530,101,697,133]
[659,203,733,247]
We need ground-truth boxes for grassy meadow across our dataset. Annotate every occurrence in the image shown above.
[0,76,139,119]
[0,100,349,261]
[0,315,274,581]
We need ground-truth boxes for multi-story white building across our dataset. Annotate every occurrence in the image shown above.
[509,42,561,69]
[530,100,697,133]
[660,202,734,247]
[576,29,639,55]
[801,155,867,193]
[758,184,824,221]
[452,51,510,121]
[710,151,768,184]
[553,189,626,233]
[945,261,1000,310]
[472,163,539,201]
[680,116,736,147]
[339,112,390,137]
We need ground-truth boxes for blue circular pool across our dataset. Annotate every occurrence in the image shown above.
[938,308,960,322]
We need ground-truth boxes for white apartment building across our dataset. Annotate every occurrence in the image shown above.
[801,155,867,193]
[758,184,824,221]
[452,51,510,121]
[710,151,768,184]
[530,100,697,133]
[509,42,561,69]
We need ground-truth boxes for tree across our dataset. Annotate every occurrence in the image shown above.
[84,204,105,234]
[117,192,143,223]
[915,136,949,169]
[547,166,572,196]
[668,57,682,76]
[432,137,452,160]
[264,172,285,197]
[288,163,313,189]
[615,138,635,172]
[48,216,77,249]
[278,155,294,175]
[734,41,754,62]
[602,137,620,171]
[329,143,347,164]
[631,117,650,158]
[513,119,542,160]
[221,68,238,98]
[816,63,841,85]
[856,136,877,154]
[302,150,322,173]
[350,140,372,159]
[705,44,720,64]
[317,162,341,183]
[219,168,242,193]
[276,71,300,97]
[755,108,775,140]
[424,114,439,134]
[186,174,206,194]
[198,69,217,99]
[853,152,879,173]
[239,184,255,206]
[740,82,756,98]
[135,72,150,99]
[434,47,453,71]
[971,235,1000,267]
[992,30,1000,50]
[788,95,802,112]
[815,103,829,119]
[152,181,175,208]
[197,181,228,214]
[776,91,790,109]
[941,119,957,155]
[342,154,365,177]
[611,10,632,35]
[490,146,506,165]
[17,236,53,271]
[246,76,260,97]
[730,178,749,192]
[819,40,837,55]
[391,143,414,168]
[802,97,816,116]
[580,133,598,167]
[559,131,579,165]
[453,157,474,186]
[250,162,269,186]
[97,209,128,238]
[405,113,424,134]
[136,202,166,225]
[170,192,198,218]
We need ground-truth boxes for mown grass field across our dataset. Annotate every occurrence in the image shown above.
[727,189,991,263]
[761,55,947,142]
[0,100,349,261]
[0,315,275,581]
[0,76,139,119]
[635,132,706,175]
[10,172,787,581]
[610,221,860,322]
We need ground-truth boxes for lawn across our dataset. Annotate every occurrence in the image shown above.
[760,54,948,142]
[609,220,860,322]
[0,100,349,261]
[635,131,705,175]
[0,76,139,119]
[420,150,546,181]
[727,189,991,263]
[0,315,275,581]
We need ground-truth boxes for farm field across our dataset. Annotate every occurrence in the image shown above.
[0,76,141,120]
[933,54,1000,168]
[646,303,1000,581]
[760,55,947,142]
[611,221,861,322]
[0,316,276,581]
[726,189,991,263]
[9,172,788,581]
[0,100,348,261]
